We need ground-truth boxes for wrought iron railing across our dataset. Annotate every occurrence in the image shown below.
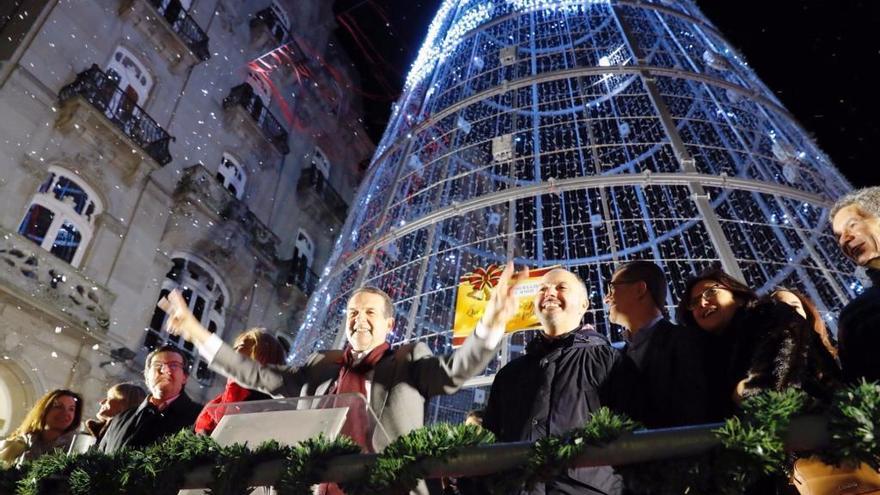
[297,166,349,219]
[286,259,319,296]
[59,64,173,166]
[146,0,210,61]
[250,7,289,43]
[222,83,290,154]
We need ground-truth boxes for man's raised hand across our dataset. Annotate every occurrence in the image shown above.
[158,289,210,345]
[481,261,530,334]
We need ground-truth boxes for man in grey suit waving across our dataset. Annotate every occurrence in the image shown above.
[159,263,524,454]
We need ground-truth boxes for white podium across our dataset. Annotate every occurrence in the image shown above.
[180,393,388,494]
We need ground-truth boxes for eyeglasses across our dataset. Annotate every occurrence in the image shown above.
[606,279,639,295]
[149,361,184,372]
[686,284,726,311]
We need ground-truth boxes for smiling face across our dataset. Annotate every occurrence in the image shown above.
[534,269,589,337]
[772,290,807,319]
[688,280,742,334]
[144,351,188,400]
[345,291,393,352]
[44,395,77,433]
[832,204,880,267]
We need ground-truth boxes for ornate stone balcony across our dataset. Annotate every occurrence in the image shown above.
[120,0,210,66]
[175,164,280,263]
[296,166,348,223]
[58,65,174,167]
[222,83,290,155]
[0,227,114,335]
[249,7,289,44]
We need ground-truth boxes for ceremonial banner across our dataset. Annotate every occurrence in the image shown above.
[452,264,558,346]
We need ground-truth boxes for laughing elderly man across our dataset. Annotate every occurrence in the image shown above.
[831,186,880,383]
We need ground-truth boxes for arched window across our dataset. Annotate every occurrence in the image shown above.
[106,46,152,106]
[216,153,247,199]
[144,255,228,386]
[311,147,330,180]
[17,168,102,267]
[294,229,314,269]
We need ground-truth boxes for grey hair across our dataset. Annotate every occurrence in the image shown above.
[830,186,880,221]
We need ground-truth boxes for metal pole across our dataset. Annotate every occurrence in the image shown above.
[611,5,745,281]
[178,415,829,488]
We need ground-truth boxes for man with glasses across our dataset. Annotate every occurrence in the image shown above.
[831,186,880,383]
[97,345,202,453]
[604,261,708,428]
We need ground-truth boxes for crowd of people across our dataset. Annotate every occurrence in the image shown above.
[1,186,879,494]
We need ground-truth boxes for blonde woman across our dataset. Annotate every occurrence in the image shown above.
[194,328,286,435]
[0,389,83,467]
[84,383,147,442]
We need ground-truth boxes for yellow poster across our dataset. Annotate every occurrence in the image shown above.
[452,264,558,346]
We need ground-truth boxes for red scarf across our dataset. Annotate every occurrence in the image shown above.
[319,343,390,495]
[194,378,254,435]
[332,342,390,400]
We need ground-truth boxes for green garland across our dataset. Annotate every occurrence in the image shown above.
[209,440,289,495]
[713,388,808,494]
[822,380,880,469]
[617,388,809,495]
[482,407,639,494]
[3,431,357,495]
[342,423,495,495]
[276,434,361,495]
[0,383,877,495]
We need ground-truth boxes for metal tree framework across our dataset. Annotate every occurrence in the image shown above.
[294,0,856,421]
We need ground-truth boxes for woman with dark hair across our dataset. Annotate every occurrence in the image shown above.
[676,268,758,420]
[769,288,841,396]
[770,288,838,360]
[194,328,286,435]
[0,389,83,467]
[677,268,837,421]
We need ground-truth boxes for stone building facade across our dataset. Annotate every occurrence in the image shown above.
[0,0,373,434]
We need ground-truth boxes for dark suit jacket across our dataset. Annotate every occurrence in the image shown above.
[838,269,880,383]
[615,318,709,428]
[208,330,498,451]
[96,393,202,454]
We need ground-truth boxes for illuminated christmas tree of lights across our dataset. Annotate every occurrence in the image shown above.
[293,0,857,422]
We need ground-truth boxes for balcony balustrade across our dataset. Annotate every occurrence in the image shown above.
[285,258,319,297]
[145,0,210,61]
[175,164,280,262]
[0,225,114,335]
[250,7,290,43]
[296,166,348,223]
[59,64,173,166]
[223,83,290,155]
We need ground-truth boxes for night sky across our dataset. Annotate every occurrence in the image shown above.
[332,0,879,188]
